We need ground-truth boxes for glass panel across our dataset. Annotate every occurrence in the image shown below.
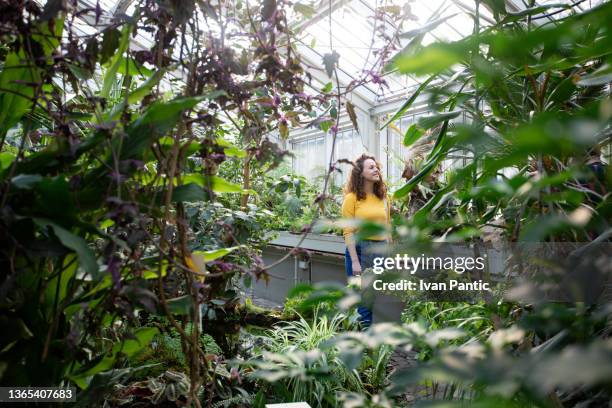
[291,136,327,182]
[333,128,367,186]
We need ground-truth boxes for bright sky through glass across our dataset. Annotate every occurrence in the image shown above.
[66,0,606,105]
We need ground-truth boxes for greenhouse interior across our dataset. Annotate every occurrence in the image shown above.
[0,0,611,406]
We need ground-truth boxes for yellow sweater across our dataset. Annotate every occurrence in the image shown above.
[341,192,390,243]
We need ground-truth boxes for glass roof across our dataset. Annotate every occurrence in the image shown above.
[296,0,496,103]
[67,0,607,108]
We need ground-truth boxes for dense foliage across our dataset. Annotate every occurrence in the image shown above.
[0,0,610,407]
[0,0,329,400]
[0,0,391,405]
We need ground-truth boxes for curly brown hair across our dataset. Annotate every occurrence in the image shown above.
[344,153,387,201]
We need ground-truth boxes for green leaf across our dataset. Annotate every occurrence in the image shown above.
[166,295,193,316]
[519,215,582,241]
[426,120,451,159]
[356,221,386,241]
[288,283,315,298]
[204,90,228,100]
[101,24,130,99]
[74,364,161,407]
[393,152,444,198]
[403,124,424,147]
[413,185,454,220]
[115,57,153,77]
[319,120,332,133]
[330,106,338,118]
[380,75,435,129]
[44,254,78,317]
[418,110,461,130]
[0,317,34,347]
[34,218,99,279]
[106,69,166,120]
[0,152,15,172]
[192,246,239,263]
[182,174,245,193]
[184,141,202,157]
[216,137,246,158]
[67,63,93,80]
[385,33,426,72]
[223,145,246,158]
[35,176,76,219]
[172,183,208,202]
[11,174,43,189]
[69,327,158,388]
[339,347,365,371]
[395,42,467,75]
[121,95,207,159]
[0,18,63,138]
[100,28,121,65]
[209,176,244,193]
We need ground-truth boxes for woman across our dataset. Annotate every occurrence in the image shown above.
[341,154,391,328]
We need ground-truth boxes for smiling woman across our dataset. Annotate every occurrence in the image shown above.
[341,153,391,328]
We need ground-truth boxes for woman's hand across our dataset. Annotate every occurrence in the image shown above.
[352,261,362,276]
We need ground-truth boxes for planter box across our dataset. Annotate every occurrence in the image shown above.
[267,230,345,254]
[244,231,405,323]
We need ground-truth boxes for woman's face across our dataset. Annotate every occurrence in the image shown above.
[361,158,380,182]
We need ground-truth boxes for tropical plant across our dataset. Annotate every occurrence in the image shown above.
[402,301,520,361]
[0,1,403,405]
[245,308,397,407]
[385,1,611,244]
[0,0,331,403]
[105,369,194,406]
[372,3,612,405]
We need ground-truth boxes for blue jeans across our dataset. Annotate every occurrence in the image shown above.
[345,240,386,328]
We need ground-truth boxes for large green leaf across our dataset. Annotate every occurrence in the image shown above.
[0,152,15,171]
[120,95,208,159]
[394,42,468,75]
[44,254,78,318]
[171,175,249,202]
[192,246,239,263]
[380,75,435,129]
[418,110,461,130]
[182,174,246,193]
[402,110,461,148]
[172,183,208,202]
[11,174,43,189]
[216,137,247,158]
[393,152,445,199]
[69,327,158,389]
[34,219,99,279]
[100,24,131,99]
[0,18,63,138]
[207,176,245,193]
[34,176,76,220]
[105,69,166,121]
[166,295,193,316]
